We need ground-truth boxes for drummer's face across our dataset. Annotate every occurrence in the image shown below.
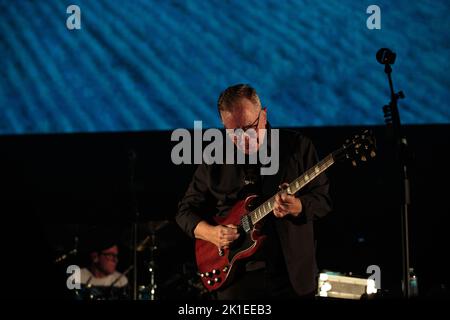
[97,245,119,275]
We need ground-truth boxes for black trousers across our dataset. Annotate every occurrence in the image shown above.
[216,268,315,300]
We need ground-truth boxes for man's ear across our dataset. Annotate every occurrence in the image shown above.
[262,107,268,123]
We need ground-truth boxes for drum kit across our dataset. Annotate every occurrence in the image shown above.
[54,220,209,300]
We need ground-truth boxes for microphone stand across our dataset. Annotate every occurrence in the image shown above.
[380,55,412,298]
[128,149,139,300]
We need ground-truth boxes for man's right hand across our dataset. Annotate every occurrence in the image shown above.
[194,221,239,249]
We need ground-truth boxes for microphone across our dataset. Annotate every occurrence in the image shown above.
[376,48,396,65]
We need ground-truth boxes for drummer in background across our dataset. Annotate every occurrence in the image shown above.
[81,244,128,287]
[79,229,128,288]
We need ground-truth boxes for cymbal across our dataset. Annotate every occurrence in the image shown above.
[146,220,170,233]
[122,220,173,251]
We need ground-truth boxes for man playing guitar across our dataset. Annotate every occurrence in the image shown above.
[176,84,332,299]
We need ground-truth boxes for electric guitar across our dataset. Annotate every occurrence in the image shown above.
[195,130,376,291]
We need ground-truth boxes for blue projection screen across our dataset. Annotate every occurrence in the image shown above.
[0,0,449,134]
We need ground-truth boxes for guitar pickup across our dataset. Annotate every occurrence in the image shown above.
[241,215,252,232]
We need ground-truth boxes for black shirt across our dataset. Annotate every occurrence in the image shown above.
[176,127,332,295]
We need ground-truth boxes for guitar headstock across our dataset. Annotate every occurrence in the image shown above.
[334,130,377,167]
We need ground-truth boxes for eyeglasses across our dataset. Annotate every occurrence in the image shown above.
[241,109,262,132]
[100,252,119,260]
[226,109,262,139]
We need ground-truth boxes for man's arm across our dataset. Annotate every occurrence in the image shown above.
[176,164,210,238]
[194,221,238,249]
[176,164,239,248]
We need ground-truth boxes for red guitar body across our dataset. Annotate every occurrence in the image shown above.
[195,195,266,291]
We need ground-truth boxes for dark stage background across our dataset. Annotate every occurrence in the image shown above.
[1,124,449,299]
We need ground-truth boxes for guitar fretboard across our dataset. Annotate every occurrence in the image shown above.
[248,154,335,225]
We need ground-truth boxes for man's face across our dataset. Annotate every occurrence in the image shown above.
[94,245,119,276]
[220,98,267,154]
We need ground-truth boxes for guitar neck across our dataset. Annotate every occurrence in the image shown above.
[249,153,335,225]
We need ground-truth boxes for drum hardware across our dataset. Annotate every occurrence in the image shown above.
[134,220,170,300]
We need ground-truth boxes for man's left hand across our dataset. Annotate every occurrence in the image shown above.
[273,183,303,218]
